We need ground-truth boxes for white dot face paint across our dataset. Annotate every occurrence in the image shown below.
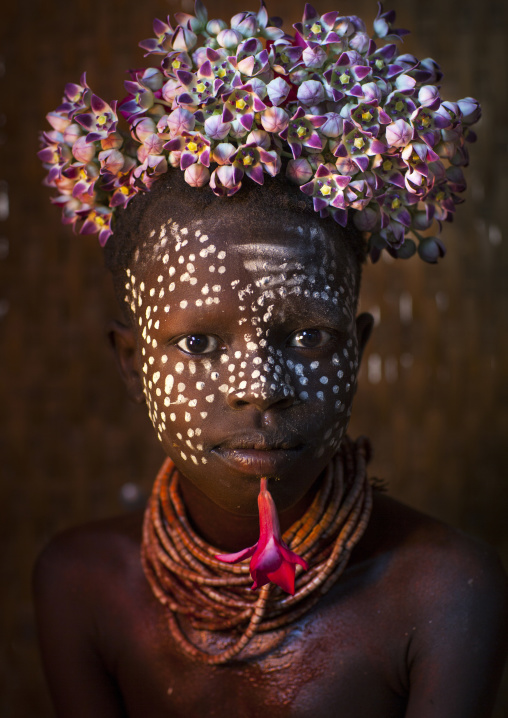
[123,212,362,516]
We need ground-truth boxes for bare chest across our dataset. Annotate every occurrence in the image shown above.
[106,586,408,718]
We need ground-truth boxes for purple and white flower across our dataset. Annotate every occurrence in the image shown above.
[38,0,480,260]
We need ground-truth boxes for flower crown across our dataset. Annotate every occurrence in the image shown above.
[38,1,480,263]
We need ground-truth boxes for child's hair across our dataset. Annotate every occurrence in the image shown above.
[103,166,369,322]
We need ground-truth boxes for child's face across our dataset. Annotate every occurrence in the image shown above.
[122,210,369,516]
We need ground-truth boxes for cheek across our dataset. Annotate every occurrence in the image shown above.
[284,340,359,458]
[128,322,215,471]
[143,356,216,466]
[124,228,231,467]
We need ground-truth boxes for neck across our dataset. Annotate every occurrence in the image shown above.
[178,473,320,553]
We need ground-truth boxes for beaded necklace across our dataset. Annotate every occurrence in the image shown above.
[141,436,373,665]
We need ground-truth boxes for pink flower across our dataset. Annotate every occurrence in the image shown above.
[216,478,308,595]
[74,94,118,144]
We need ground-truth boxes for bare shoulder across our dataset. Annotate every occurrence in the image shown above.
[349,492,508,717]
[33,512,146,626]
[372,492,508,612]
[354,491,508,627]
[34,511,144,580]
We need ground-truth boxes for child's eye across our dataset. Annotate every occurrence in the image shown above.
[175,334,219,355]
[288,329,332,349]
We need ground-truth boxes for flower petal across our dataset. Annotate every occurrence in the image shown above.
[215,543,257,563]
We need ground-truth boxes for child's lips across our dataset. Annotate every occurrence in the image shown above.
[212,434,305,475]
[213,447,305,475]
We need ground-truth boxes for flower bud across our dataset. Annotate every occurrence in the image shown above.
[361,82,382,104]
[286,158,313,185]
[168,150,182,168]
[216,164,242,188]
[307,153,325,171]
[229,120,249,139]
[349,32,370,53]
[137,145,149,163]
[192,47,209,68]
[246,129,270,149]
[418,85,441,109]
[266,77,290,106]
[238,38,262,56]
[134,117,157,143]
[435,139,456,160]
[247,77,267,100]
[206,18,227,35]
[100,131,123,150]
[204,114,231,140]
[446,166,466,192]
[167,107,196,136]
[457,97,481,125]
[213,142,236,165]
[260,106,289,133]
[290,68,310,85]
[418,236,446,263]
[411,210,433,231]
[172,25,197,52]
[230,11,250,29]
[297,80,325,107]
[235,15,258,37]
[72,136,96,163]
[209,165,244,196]
[46,112,71,133]
[302,44,327,69]
[142,133,164,156]
[141,67,164,91]
[162,79,182,103]
[335,156,359,175]
[184,163,210,187]
[353,205,379,231]
[63,123,82,146]
[395,74,416,92]
[217,28,242,50]
[335,18,355,36]
[98,149,125,175]
[320,113,343,138]
[385,119,413,148]
[419,58,443,84]
[395,238,416,259]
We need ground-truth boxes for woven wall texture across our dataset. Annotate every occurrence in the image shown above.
[1,0,507,715]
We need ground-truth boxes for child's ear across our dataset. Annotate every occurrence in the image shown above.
[355,312,374,364]
[108,320,145,404]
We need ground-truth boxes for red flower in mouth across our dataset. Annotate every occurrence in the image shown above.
[216,478,308,595]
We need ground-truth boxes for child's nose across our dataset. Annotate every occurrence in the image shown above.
[226,388,295,412]
[225,373,296,412]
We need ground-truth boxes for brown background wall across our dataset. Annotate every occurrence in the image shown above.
[1,0,507,715]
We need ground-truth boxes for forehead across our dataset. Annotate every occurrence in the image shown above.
[130,210,358,300]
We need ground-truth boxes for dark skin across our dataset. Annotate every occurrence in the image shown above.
[34,207,508,717]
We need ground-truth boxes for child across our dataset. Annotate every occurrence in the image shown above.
[34,3,508,716]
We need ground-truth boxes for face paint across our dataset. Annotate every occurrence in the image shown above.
[124,214,361,516]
